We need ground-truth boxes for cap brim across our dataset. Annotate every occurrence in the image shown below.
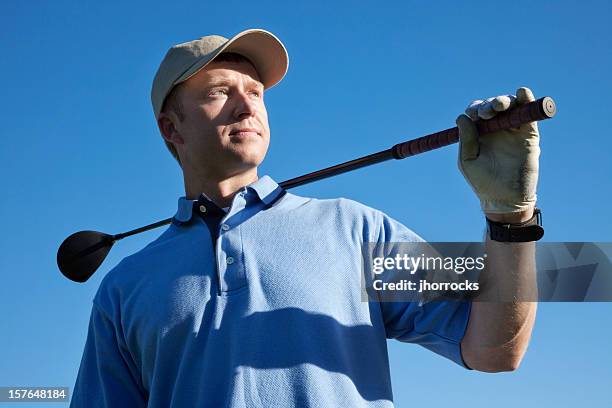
[176,29,289,90]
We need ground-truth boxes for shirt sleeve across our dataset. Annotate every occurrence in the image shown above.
[70,302,147,407]
[374,210,473,369]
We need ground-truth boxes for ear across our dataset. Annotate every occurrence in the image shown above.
[157,112,185,145]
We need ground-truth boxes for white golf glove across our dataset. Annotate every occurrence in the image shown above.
[456,87,540,215]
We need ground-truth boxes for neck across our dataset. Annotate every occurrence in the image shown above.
[183,167,259,207]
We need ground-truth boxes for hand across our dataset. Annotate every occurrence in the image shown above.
[456,87,540,222]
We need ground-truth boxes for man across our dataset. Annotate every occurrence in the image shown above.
[70,29,540,407]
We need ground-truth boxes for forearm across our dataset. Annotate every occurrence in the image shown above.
[460,217,538,372]
[455,88,542,372]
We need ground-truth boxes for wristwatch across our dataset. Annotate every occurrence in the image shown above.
[486,208,544,242]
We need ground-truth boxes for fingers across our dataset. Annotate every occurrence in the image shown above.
[456,114,479,161]
[465,100,483,121]
[516,87,536,104]
[459,88,538,153]
[465,99,484,120]
[491,95,517,112]
[477,97,497,120]
[515,87,538,133]
[465,94,518,120]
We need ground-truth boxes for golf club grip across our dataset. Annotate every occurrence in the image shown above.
[392,96,556,159]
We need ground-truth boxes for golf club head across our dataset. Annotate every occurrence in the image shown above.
[57,230,115,283]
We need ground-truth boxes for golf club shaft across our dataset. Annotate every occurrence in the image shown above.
[113,96,556,240]
[281,96,556,188]
[113,218,175,241]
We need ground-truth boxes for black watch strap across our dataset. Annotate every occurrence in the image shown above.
[487,208,544,242]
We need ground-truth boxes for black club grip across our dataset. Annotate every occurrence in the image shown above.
[392,96,556,159]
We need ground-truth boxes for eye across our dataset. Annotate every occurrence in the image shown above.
[248,89,262,98]
[209,88,228,96]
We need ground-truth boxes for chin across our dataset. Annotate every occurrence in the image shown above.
[241,155,266,168]
[231,146,267,165]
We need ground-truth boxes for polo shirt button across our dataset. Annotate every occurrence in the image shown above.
[221,224,230,231]
[226,256,234,265]
[199,205,207,213]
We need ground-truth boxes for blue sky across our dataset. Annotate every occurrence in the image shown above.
[1,1,611,406]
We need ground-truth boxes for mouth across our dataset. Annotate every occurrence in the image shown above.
[229,128,260,137]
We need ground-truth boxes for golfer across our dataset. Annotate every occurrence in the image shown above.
[70,29,542,407]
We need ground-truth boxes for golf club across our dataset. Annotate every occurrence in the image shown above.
[57,96,556,283]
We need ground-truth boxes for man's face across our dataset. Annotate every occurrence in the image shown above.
[168,60,270,176]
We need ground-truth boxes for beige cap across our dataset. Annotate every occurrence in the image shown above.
[151,28,289,119]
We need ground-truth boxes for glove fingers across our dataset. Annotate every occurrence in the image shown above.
[465,100,483,121]
[515,87,538,133]
[456,114,480,161]
[516,87,536,104]
[466,95,517,121]
[491,95,517,112]
[477,97,497,120]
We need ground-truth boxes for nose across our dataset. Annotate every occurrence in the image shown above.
[233,91,257,120]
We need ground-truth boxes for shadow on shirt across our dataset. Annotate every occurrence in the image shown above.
[154,303,394,404]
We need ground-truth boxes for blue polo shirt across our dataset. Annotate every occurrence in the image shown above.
[70,175,471,408]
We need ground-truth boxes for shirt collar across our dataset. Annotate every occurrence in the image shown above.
[246,175,284,206]
[173,175,284,223]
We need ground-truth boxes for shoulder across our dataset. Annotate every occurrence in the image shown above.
[92,224,180,310]
[280,193,423,242]
[282,192,377,214]
[280,192,381,222]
